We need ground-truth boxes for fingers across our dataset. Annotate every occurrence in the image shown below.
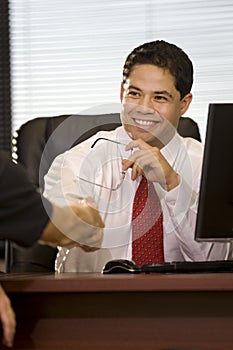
[122,138,154,179]
[85,226,103,244]
[78,245,98,252]
[122,156,144,180]
[0,288,16,348]
[125,138,151,152]
[121,159,132,172]
[131,162,143,181]
[122,138,169,182]
[122,150,153,181]
[83,197,97,209]
[84,206,105,229]
[77,228,103,251]
[71,202,105,230]
[43,202,105,248]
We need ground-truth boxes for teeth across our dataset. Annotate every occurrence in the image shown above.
[135,119,155,126]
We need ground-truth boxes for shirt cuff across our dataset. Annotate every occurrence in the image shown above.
[155,176,197,221]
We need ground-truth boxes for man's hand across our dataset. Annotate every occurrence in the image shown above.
[69,198,104,250]
[40,199,104,250]
[0,285,16,348]
[122,138,180,191]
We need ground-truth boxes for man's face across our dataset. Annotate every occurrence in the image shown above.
[120,64,192,148]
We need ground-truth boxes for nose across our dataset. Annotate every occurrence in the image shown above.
[138,95,154,112]
[137,96,155,115]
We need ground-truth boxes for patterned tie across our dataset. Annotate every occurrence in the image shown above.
[132,176,164,267]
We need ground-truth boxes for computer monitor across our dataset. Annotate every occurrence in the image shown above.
[195,103,233,242]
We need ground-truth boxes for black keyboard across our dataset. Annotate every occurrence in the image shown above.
[102,259,233,274]
[141,260,233,273]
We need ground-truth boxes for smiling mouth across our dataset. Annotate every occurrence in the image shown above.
[133,118,159,128]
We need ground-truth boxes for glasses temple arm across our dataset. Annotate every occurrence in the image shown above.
[91,138,127,148]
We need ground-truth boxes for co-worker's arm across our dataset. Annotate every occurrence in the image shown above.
[0,285,16,348]
[0,152,104,349]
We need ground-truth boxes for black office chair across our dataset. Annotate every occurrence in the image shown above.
[6,114,201,272]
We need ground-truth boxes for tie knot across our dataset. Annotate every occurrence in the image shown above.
[141,175,147,183]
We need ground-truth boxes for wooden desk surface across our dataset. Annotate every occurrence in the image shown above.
[1,272,233,350]
[1,271,233,292]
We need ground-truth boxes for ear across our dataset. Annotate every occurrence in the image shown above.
[180,93,192,115]
[120,82,124,102]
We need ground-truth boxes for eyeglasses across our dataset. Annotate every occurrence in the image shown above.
[76,138,131,191]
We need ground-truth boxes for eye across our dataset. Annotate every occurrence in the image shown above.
[126,90,141,98]
[154,95,168,102]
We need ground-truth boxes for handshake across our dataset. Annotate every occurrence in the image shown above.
[39,198,104,250]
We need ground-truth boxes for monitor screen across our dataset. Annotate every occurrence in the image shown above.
[195,103,233,242]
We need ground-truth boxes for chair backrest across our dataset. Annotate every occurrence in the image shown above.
[6,113,201,272]
[13,113,122,190]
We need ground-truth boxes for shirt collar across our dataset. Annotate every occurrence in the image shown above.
[160,132,183,168]
[116,126,132,143]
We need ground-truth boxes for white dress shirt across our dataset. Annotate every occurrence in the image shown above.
[44,126,232,272]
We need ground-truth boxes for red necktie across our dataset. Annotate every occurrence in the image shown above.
[132,176,164,267]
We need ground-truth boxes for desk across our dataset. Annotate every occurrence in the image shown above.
[1,272,233,349]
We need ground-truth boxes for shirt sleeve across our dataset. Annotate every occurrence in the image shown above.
[159,138,232,262]
[0,151,52,247]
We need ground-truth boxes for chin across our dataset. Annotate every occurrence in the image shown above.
[125,125,161,146]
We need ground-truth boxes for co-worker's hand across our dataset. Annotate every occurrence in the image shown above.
[70,198,104,251]
[122,138,180,191]
[40,199,104,250]
[0,285,16,348]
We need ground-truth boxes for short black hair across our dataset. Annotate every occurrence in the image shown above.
[122,40,193,99]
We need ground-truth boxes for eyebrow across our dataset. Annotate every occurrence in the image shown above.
[154,90,173,99]
[127,85,173,100]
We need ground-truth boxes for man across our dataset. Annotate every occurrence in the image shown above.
[0,151,104,347]
[44,40,231,273]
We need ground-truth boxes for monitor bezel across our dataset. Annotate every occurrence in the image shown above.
[195,103,233,242]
